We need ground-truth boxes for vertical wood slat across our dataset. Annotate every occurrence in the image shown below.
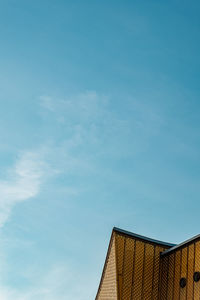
[180,247,187,300]
[143,244,154,299]
[187,244,194,299]
[173,250,181,300]
[121,238,135,300]
[153,247,163,300]
[131,240,145,299]
[116,234,125,300]
[167,253,175,300]
[194,241,200,299]
[159,255,168,300]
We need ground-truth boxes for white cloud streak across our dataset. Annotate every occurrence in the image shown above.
[0,90,164,300]
[0,151,46,227]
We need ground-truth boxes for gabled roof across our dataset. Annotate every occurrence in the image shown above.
[96,227,176,299]
[96,227,200,300]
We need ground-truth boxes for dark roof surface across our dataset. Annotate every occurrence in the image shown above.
[113,227,176,248]
[161,234,200,257]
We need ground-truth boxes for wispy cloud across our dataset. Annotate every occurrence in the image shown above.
[0,91,166,300]
[40,90,109,129]
[39,90,163,144]
[0,151,46,227]
[38,90,165,181]
[40,96,55,112]
[40,90,108,115]
[39,91,132,155]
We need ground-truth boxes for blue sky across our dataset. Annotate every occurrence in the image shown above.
[0,0,200,299]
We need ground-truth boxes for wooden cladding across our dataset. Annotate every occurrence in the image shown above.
[96,235,118,300]
[115,234,167,300]
[96,229,200,300]
[96,230,170,300]
[159,241,200,300]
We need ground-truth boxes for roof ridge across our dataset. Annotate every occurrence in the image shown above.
[113,227,176,247]
[161,234,200,256]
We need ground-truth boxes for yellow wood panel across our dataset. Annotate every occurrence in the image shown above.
[116,234,125,300]
[143,244,154,300]
[180,247,187,300]
[173,250,181,300]
[187,244,194,299]
[152,246,164,300]
[159,256,169,300]
[121,237,135,300]
[132,240,145,299]
[167,253,175,300]
[96,230,200,300]
[194,241,200,299]
[97,230,172,300]
[97,235,118,300]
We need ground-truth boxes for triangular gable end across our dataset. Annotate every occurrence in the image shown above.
[96,232,118,300]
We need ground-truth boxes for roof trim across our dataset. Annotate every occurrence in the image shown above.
[161,234,200,257]
[113,227,176,248]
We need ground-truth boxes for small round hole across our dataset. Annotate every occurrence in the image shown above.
[180,277,187,288]
[194,272,200,282]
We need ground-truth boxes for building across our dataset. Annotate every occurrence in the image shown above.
[95,227,200,300]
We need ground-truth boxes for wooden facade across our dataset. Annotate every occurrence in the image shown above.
[96,227,200,300]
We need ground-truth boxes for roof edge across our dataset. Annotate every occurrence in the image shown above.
[113,227,176,248]
[161,234,200,257]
